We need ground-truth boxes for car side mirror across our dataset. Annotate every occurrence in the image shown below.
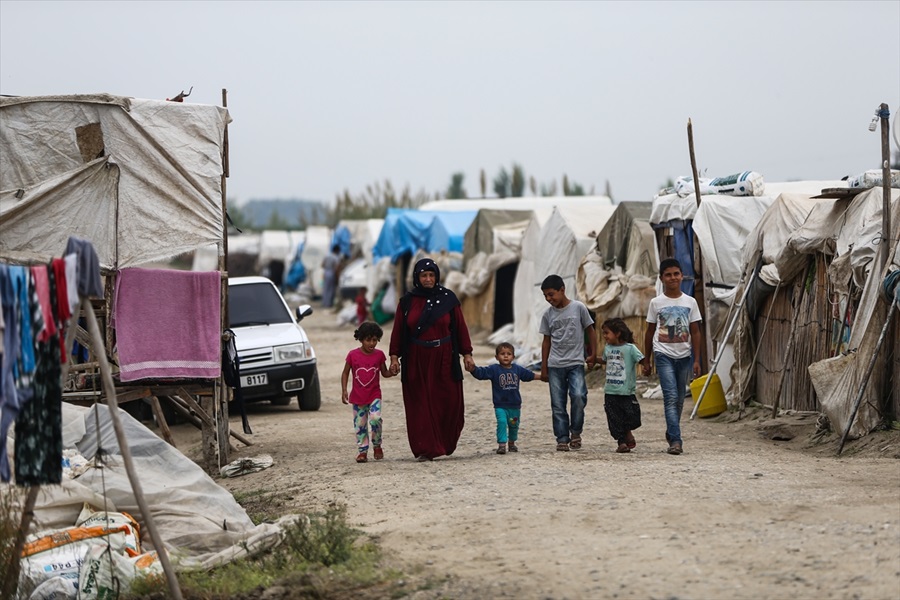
[295,304,313,321]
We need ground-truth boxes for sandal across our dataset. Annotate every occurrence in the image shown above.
[616,443,630,453]
[356,452,368,463]
[556,442,570,452]
[496,444,507,455]
[373,446,384,460]
[508,442,518,452]
[569,436,582,450]
[667,442,683,455]
[625,431,636,449]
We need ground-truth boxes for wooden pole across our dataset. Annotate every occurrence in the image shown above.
[688,119,702,208]
[879,103,891,271]
[82,298,183,600]
[837,292,899,455]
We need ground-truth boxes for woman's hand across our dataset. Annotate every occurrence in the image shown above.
[463,354,475,372]
[389,356,400,376]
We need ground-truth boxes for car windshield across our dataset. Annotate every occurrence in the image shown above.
[228,282,293,327]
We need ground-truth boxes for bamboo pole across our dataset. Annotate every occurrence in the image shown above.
[82,298,183,600]
[687,119,702,208]
[837,292,899,455]
[771,259,813,418]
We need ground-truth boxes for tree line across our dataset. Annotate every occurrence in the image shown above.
[228,163,608,230]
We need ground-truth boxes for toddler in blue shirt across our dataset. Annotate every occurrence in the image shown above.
[467,342,536,454]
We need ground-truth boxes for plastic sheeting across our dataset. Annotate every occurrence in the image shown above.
[371,208,477,263]
[21,404,282,571]
[0,94,230,269]
[577,202,656,319]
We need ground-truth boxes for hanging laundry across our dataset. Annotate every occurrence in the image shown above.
[65,236,103,298]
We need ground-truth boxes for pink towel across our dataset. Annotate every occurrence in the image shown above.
[113,268,221,382]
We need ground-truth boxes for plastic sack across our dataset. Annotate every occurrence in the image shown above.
[673,171,765,197]
[28,573,80,600]
[75,504,142,556]
[846,169,900,189]
[19,528,128,593]
[77,544,134,600]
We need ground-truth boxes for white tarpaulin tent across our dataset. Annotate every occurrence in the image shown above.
[513,204,617,365]
[0,94,230,269]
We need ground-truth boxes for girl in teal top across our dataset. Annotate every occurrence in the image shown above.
[599,318,644,453]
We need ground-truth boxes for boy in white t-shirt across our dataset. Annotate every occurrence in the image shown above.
[641,258,702,455]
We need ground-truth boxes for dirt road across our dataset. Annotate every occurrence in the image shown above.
[181,307,900,599]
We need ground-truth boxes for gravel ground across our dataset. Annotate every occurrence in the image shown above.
[173,307,900,600]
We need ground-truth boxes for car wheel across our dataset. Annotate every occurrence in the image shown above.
[298,370,321,411]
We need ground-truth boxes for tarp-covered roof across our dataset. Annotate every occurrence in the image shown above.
[0,94,230,269]
[372,208,477,263]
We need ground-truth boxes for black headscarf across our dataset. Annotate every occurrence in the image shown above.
[407,257,460,337]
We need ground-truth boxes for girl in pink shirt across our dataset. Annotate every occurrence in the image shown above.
[342,321,394,463]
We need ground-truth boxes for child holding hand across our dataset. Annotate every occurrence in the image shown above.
[599,318,644,453]
[468,343,535,454]
[342,321,393,463]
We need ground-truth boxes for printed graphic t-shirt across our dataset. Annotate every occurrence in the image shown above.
[646,293,702,359]
[345,347,386,405]
[603,343,644,395]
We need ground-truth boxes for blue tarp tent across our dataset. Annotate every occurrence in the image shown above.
[372,208,477,263]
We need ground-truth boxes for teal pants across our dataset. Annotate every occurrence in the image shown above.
[494,407,521,444]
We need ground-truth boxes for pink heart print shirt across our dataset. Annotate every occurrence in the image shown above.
[345,347,387,405]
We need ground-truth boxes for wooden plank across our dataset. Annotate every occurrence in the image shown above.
[148,396,176,447]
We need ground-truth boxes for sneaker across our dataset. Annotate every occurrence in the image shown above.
[496,445,507,455]
[356,452,368,463]
[667,442,683,455]
[616,443,630,453]
[625,431,636,449]
[508,442,518,452]
[373,446,384,460]
[556,442,570,452]
[569,436,582,450]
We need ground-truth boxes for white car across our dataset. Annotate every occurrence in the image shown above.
[227,276,321,410]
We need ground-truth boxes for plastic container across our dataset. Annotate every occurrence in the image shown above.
[690,373,727,418]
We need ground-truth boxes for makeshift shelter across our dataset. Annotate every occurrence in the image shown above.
[576,201,656,350]
[513,204,618,365]
[285,225,330,296]
[0,94,235,469]
[649,180,846,392]
[732,186,899,435]
[1,93,247,598]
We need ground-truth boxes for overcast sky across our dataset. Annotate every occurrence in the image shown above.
[1,1,898,205]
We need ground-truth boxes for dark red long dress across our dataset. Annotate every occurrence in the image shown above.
[389,296,473,459]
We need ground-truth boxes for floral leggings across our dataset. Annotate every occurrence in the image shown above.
[352,399,382,453]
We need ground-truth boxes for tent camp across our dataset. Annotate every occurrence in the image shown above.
[512,203,618,365]
[731,185,899,436]
[450,197,614,334]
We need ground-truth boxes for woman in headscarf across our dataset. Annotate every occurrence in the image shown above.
[389,257,475,461]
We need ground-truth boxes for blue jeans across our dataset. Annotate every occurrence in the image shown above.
[494,407,521,444]
[548,365,587,443]
[655,353,692,445]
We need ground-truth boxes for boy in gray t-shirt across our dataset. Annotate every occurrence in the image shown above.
[539,274,598,451]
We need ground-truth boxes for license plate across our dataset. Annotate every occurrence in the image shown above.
[242,373,268,387]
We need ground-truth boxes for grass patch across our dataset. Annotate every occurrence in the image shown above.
[128,502,414,599]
